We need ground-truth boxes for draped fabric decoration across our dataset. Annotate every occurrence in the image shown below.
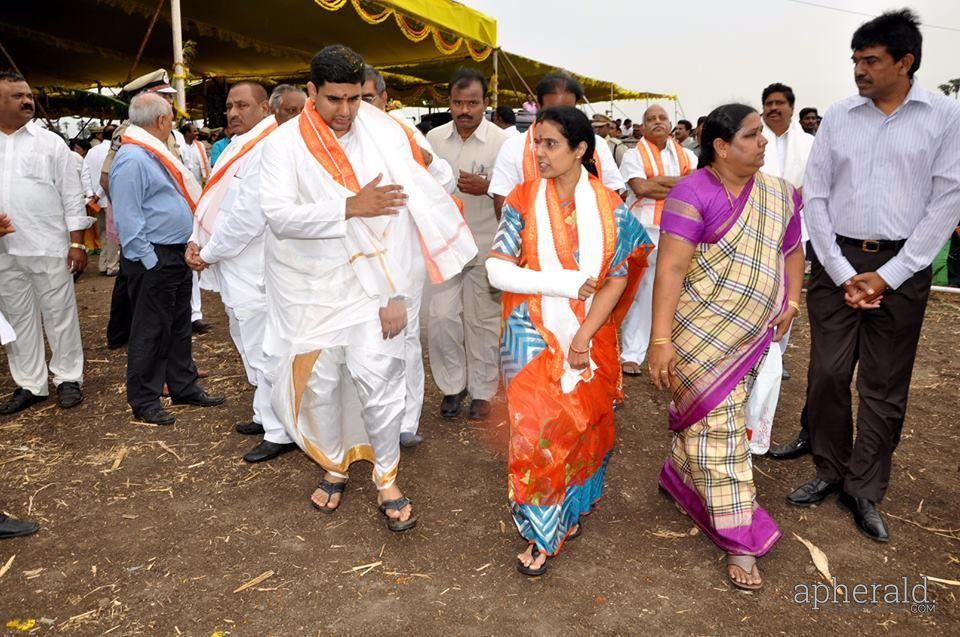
[315,0,494,62]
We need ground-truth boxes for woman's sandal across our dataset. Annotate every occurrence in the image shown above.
[516,544,550,577]
[568,522,583,541]
[621,362,643,377]
[379,495,418,532]
[727,554,763,591]
[311,479,347,514]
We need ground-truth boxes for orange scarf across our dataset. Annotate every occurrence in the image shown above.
[635,137,692,225]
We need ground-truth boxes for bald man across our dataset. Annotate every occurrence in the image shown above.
[618,105,697,374]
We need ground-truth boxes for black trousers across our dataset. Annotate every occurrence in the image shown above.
[106,251,133,348]
[124,244,199,414]
[947,229,960,287]
[805,242,931,503]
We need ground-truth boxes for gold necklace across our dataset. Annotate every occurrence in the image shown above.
[708,166,736,210]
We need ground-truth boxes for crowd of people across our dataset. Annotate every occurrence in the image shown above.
[1,9,958,591]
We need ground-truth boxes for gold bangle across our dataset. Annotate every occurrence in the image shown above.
[69,242,87,252]
[651,337,672,346]
[570,342,590,354]
[788,300,801,311]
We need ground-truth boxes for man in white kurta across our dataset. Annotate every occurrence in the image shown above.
[750,83,816,457]
[618,104,697,373]
[186,82,295,463]
[0,72,93,415]
[258,45,475,530]
[362,65,456,447]
[489,73,625,217]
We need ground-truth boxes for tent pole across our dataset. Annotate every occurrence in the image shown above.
[126,0,166,84]
[610,84,614,117]
[492,48,499,109]
[171,0,186,116]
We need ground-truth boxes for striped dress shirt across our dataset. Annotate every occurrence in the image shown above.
[804,81,960,289]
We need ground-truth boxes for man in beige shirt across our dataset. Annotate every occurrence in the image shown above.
[426,68,508,421]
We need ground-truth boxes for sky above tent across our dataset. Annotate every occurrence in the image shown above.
[467,0,960,123]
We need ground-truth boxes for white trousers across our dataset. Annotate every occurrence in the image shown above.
[275,337,405,489]
[621,225,659,364]
[427,260,500,400]
[401,280,425,435]
[224,304,290,445]
[191,271,203,322]
[0,255,84,395]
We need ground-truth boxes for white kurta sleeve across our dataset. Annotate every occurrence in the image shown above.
[412,126,455,193]
[488,135,523,198]
[259,135,348,240]
[619,147,644,181]
[201,155,268,265]
[595,135,625,191]
[58,144,92,232]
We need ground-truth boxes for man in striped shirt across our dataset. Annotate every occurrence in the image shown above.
[787,10,960,543]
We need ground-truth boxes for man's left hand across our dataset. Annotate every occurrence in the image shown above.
[849,271,888,305]
[457,170,489,196]
[67,247,87,275]
[185,242,207,272]
[379,297,408,339]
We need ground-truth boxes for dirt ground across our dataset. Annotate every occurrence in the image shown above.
[0,259,957,636]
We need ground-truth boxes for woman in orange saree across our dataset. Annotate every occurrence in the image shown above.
[486,107,652,576]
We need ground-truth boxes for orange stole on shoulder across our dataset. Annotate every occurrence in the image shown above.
[635,138,692,225]
[501,176,622,508]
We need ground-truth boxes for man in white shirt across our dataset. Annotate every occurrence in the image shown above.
[258,45,476,531]
[755,82,816,460]
[617,104,697,375]
[185,82,294,463]
[490,72,625,218]
[82,124,119,275]
[362,65,456,446]
[179,122,209,185]
[0,71,92,415]
[269,84,307,125]
[493,106,520,137]
[427,68,510,423]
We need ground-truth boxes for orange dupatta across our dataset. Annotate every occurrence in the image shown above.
[634,138,692,225]
[121,136,200,212]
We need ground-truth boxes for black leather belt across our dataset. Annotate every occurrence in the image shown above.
[836,235,906,253]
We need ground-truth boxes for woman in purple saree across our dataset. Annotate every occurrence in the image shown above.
[647,104,805,590]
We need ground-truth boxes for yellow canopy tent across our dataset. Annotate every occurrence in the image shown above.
[2,0,671,115]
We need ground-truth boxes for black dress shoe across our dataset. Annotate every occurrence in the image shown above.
[191,320,212,335]
[171,391,225,408]
[768,436,811,460]
[0,515,40,539]
[440,389,468,419]
[781,368,792,380]
[135,407,176,426]
[235,421,265,435]
[243,440,297,463]
[468,399,491,421]
[838,492,890,542]
[787,478,840,507]
[56,381,84,409]
[0,388,48,415]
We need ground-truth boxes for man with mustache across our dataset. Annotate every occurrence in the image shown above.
[0,71,92,415]
[617,104,697,376]
[184,82,292,461]
[787,9,960,543]
[748,82,816,457]
[425,67,509,422]
[799,107,820,135]
[268,84,306,125]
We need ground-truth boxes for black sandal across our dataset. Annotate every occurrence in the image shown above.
[516,544,550,577]
[568,522,583,541]
[379,495,418,532]
[311,478,347,514]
